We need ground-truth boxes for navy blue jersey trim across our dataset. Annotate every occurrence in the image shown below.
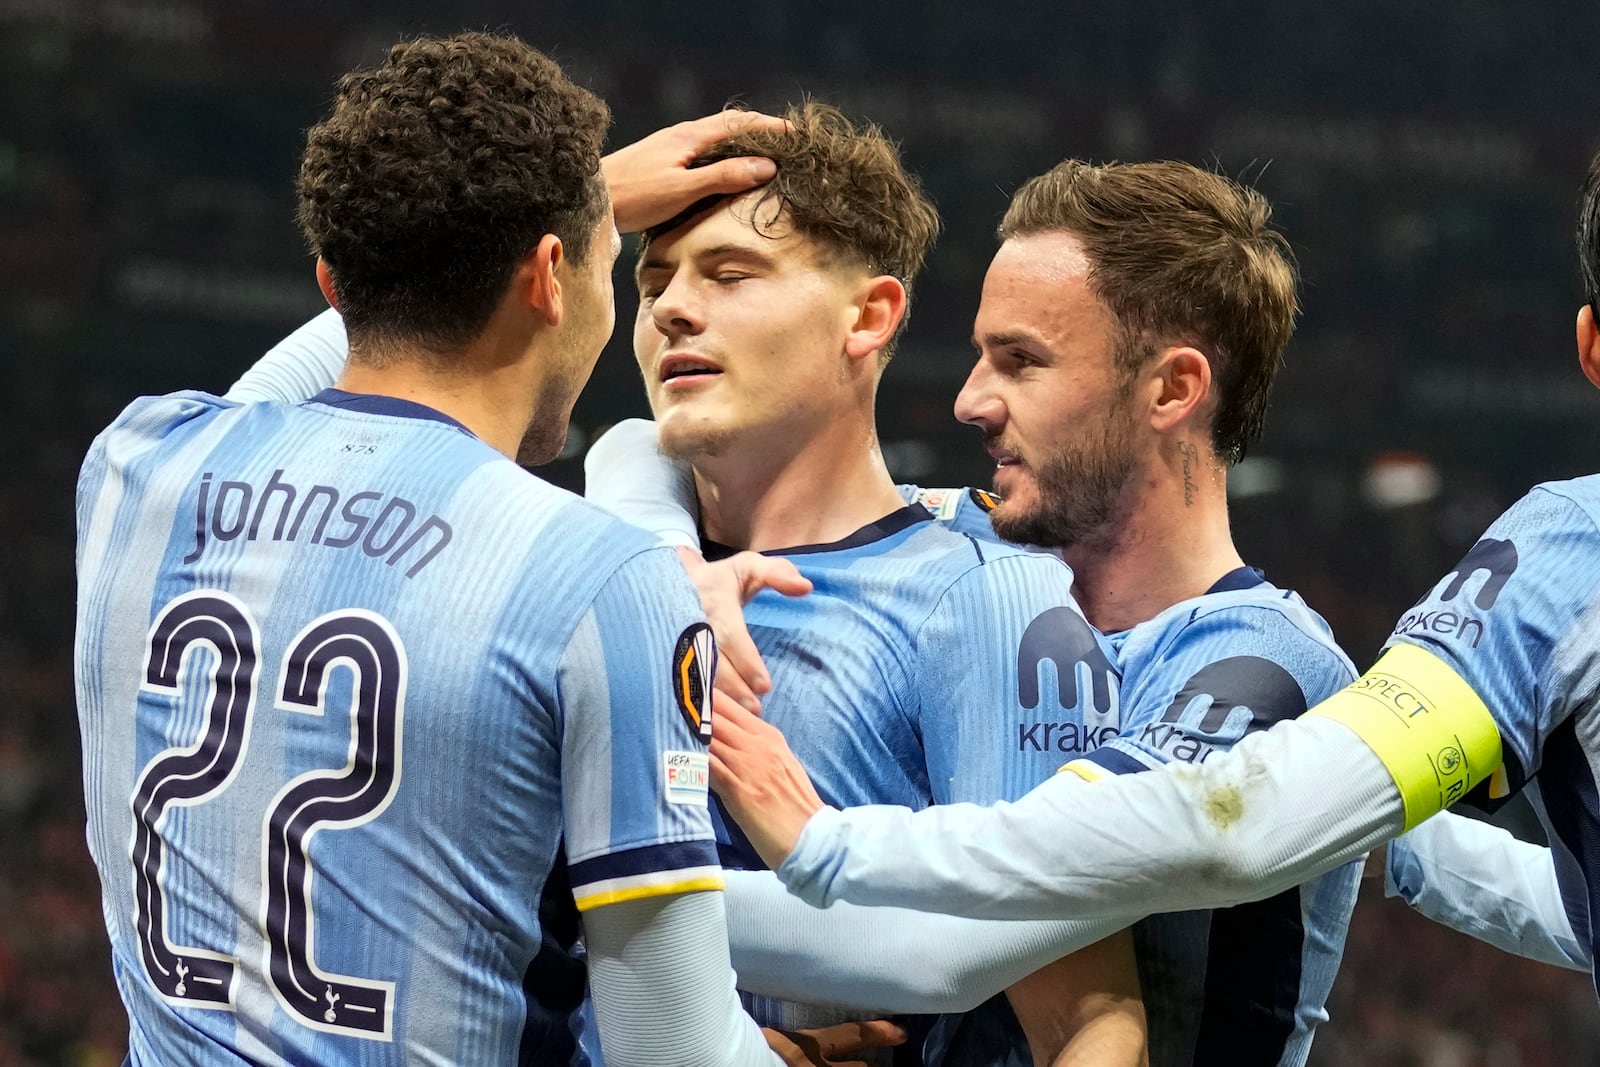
[1534,716,1600,999]
[518,843,589,1067]
[308,388,473,434]
[1082,746,1155,776]
[702,504,933,560]
[1207,565,1268,594]
[567,838,721,887]
[1190,887,1303,1064]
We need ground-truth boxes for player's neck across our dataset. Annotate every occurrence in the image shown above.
[336,333,540,460]
[1067,444,1244,633]
[692,416,905,552]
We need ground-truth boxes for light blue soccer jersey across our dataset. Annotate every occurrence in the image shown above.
[76,388,722,1066]
[1079,573,1362,1067]
[933,565,1362,1067]
[705,503,1117,1035]
[901,484,1008,545]
[1382,477,1600,995]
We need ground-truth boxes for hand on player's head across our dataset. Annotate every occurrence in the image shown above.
[763,1019,908,1066]
[603,110,789,234]
[709,689,825,867]
[675,546,812,713]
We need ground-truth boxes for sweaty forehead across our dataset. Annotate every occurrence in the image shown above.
[977,232,1109,343]
[990,232,1094,287]
[637,192,844,280]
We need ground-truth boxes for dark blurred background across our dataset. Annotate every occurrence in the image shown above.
[6,1,1600,1063]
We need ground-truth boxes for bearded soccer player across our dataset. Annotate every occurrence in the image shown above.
[73,33,818,1067]
[593,157,1364,1064]
[711,151,1600,1010]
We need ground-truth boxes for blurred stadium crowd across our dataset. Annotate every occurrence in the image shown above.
[6,0,1600,1062]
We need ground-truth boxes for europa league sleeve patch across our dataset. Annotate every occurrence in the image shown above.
[672,623,717,744]
[968,487,1002,513]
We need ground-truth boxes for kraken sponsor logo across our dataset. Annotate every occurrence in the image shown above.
[1436,538,1518,610]
[1017,607,1118,717]
[1392,537,1518,650]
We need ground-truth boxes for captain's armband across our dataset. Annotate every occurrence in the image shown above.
[1305,643,1503,830]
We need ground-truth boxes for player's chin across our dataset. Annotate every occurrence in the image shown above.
[516,420,569,466]
[656,409,732,461]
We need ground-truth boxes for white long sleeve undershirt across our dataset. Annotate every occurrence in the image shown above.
[723,868,1123,1013]
[582,417,700,549]
[1385,812,1591,972]
[779,715,1404,921]
[586,892,781,1067]
[225,308,348,403]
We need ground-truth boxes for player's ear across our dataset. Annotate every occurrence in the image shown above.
[1578,303,1600,390]
[315,257,339,311]
[1147,345,1212,433]
[843,275,907,365]
[524,234,566,327]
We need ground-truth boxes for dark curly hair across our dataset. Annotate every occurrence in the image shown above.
[1579,151,1600,316]
[647,102,940,363]
[297,32,611,354]
[1002,161,1300,466]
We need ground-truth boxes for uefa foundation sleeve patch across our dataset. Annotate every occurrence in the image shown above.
[673,622,716,744]
[663,750,711,805]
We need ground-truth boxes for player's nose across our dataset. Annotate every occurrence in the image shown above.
[954,360,1004,430]
[650,272,705,337]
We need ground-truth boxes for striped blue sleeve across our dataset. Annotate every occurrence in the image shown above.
[1383,486,1600,794]
[916,553,1118,805]
[1077,605,1355,779]
[559,545,724,911]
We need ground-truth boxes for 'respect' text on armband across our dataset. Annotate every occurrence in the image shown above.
[1304,642,1503,830]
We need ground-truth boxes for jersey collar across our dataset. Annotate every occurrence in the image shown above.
[1207,565,1268,594]
[702,504,933,561]
[307,388,473,435]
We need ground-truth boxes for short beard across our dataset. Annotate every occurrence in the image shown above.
[656,419,735,463]
[987,416,1139,551]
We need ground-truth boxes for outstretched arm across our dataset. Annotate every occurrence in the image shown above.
[710,688,1415,921]
[722,868,1126,1013]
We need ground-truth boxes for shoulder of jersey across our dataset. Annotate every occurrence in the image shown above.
[1531,475,1600,530]
[1136,582,1345,663]
[905,485,1009,541]
[1134,581,1298,637]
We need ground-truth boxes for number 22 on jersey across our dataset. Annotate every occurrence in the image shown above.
[132,590,406,1041]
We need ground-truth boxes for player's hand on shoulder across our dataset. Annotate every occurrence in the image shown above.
[675,546,812,713]
[763,1019,907,1067]
[603,110,789,233]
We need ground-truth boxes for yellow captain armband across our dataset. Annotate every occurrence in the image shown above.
[1306,642,1503,831]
